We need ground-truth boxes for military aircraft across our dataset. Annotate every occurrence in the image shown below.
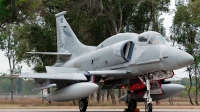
[19,11,194,112]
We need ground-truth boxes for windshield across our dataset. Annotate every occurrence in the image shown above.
[148,34,166,45]
[138,36,148,42]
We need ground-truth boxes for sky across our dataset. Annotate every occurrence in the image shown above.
[0,50,10,74]
[0,1,189,78]
[0,50,32,74]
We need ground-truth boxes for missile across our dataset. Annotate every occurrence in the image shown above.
[46,82,98,101]
[119,84,185,102]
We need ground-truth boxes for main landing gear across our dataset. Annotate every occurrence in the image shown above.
[124,98,138,112]
[79,98,88,112]
[125,74,153,112]
[128,99,137,110]
[124,86,138,112]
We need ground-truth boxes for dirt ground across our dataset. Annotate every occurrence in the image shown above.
[0,105,200,109]
[0,97,200,109]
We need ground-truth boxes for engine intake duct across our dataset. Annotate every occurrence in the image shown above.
[121,41,134,62]
[93,40,134,68]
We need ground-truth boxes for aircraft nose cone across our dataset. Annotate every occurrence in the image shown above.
[162,46,194,70]
[176,51,194,67]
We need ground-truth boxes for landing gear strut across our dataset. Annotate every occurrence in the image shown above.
[79,98,88,112]
[144,74,153,112]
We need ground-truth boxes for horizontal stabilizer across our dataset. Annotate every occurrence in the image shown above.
[26,52,71,55]
[32,84,57,91]
[19,72,87,81]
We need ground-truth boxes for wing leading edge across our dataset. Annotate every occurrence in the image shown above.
[26,52,71,55]
[19,69,132,81]
[19,72,87,81]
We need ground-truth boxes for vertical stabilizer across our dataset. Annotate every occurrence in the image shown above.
[55,11,94,58]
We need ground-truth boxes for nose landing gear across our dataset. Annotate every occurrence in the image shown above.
[145,103,153,112]
[144,74,153,112]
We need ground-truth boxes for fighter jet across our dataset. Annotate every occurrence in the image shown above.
[19,11,194,112]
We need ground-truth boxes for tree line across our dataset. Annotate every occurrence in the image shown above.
[0,77,38,95]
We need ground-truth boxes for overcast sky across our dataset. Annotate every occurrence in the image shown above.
[0,51,31,74]
[0,50,10,73]
[0,1,189,78]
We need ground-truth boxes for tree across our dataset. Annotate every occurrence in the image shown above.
[0,24,22,103]
[0,0,42,103]
[129,0,170,35]
[171,0,200,105]
[0,0,41,28]
[1,27,27,101]
[13,0,70,72]
[14,23,57,72]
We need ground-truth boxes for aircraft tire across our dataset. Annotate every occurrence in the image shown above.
[128,99,137,110]
[79,99,88,112]
[145,103,152,112]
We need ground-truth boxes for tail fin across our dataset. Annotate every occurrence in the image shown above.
[55,11,94,58]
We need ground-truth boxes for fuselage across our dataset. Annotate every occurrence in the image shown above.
[62,31,193,77]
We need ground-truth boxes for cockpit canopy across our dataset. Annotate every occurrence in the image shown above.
[138,31,166,45]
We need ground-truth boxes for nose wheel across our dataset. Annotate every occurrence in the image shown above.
[145,103,152,112]
[79,98,88,112]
